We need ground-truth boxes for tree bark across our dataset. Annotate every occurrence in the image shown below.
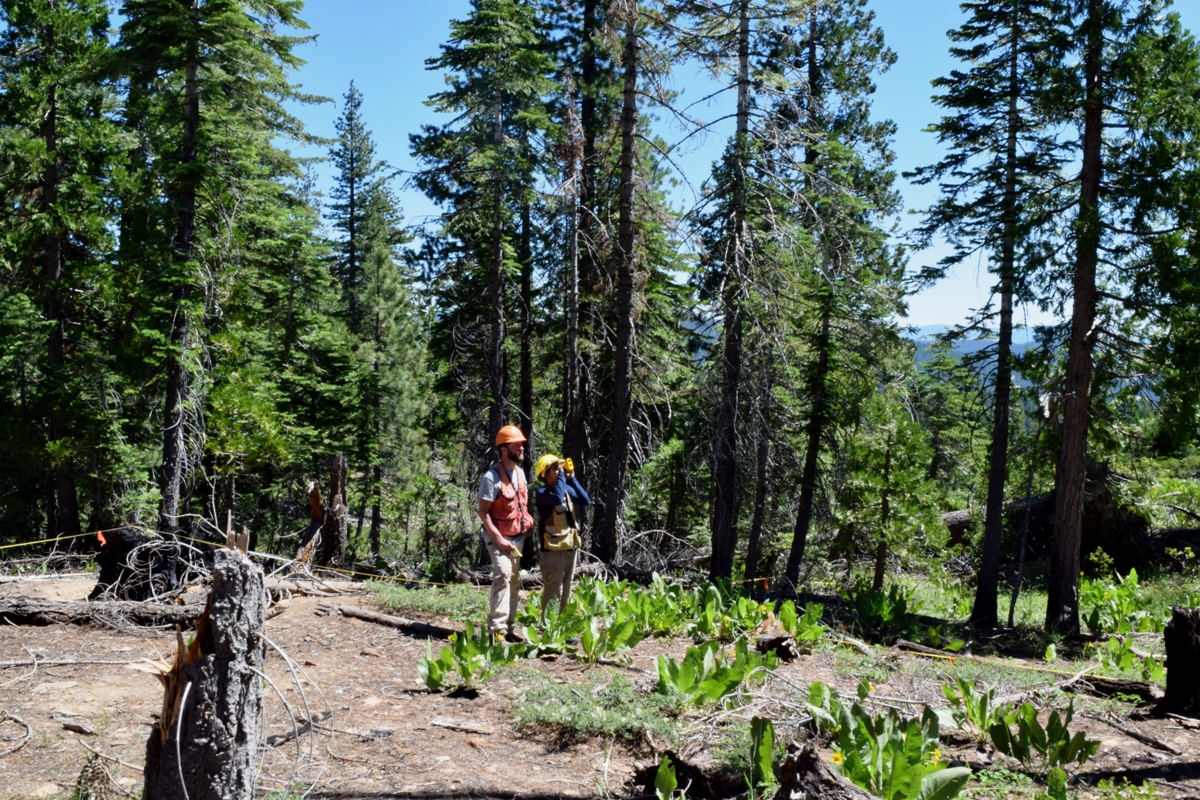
[0,596,203,627]
[570,0,600,517]
[596,6,638,564]
[783,17,829,589]
[973,2,1022,628]
[785,286,832,587]
[143,549,264,800]
[488,97,507,438]
[39,31,82,543]
[563,88,585,470]
[519,198,534,479]
[710,0,751,582]
[744,414,771,584]
[316,454,349,568]
[873,432,893,590]
[369,464,383,562]
[159,25,200,534]
[1047,0,1103,635]
[1161,606,1200,717]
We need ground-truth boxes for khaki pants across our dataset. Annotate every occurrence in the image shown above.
[485,534,525,634]
[540,547,577,619]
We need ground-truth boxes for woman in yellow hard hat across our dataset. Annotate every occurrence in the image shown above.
[533,452,590,620]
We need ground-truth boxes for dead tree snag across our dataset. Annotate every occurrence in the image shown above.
[142,547,265,800]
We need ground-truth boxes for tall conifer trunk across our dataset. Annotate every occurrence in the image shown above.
[41,16,81,541]
[785,284,831,585]
[1047,0,1103,635]
[160,26,199,533]
[519,200,534,470]
[783,11,827,588]
[744,368,771,583]
[972,3,1022,627]
[711,0,751,580]
[568,0,598,476]
[563,95,584,470]
[488,98,506,437]
[596,5,637,564]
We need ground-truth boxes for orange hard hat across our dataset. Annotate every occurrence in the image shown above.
[495,424,527,446]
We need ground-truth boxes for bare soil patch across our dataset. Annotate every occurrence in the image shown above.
[0,577,1197,799]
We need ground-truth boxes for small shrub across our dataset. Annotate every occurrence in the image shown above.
[942,677,1010,743]
[806,681,971,800]
[417,622,524,691]
[655,638,778,705]
[842,580,921,635]
[989,700,1100,774]
[778,600,826,645]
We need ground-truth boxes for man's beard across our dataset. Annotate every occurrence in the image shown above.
[506,446,524,463]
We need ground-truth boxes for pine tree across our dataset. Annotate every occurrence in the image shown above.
[907,0,1064,627]
[116,0,314,532]
[411,0,557,448]
[328,81,391,334]
[1043,0,1200,633]
[0,0,122,540]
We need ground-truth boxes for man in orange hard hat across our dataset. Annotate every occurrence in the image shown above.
[477,424,534,641]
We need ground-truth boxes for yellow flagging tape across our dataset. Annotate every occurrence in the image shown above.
[0,531,96,551]
[881,642,1089,679]
[0,525,486,592]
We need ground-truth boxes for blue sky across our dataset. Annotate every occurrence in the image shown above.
[282,0,1200,330]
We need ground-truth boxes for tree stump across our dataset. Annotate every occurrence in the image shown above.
[772,742,875,800]
[1161,605,1200,717]
[315,454,348,568]
[142,548,265,800]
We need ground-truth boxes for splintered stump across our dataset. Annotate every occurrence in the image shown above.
[143,548,265,800]
[1162,605,1200,717]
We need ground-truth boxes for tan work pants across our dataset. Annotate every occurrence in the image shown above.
[540,547,577,619]
[485,533,525,634]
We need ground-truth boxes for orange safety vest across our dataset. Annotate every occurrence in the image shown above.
[487,464,533,538]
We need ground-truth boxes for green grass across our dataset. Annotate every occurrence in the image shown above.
[962,768,1038,800]
[510,668,682,746]
[368,579,489,621]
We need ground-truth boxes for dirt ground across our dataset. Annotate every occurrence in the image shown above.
[0,575,1198,800]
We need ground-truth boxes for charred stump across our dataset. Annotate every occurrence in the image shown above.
[90,528,182,602]
[1161,605,1200,717]
[142,547,265,800]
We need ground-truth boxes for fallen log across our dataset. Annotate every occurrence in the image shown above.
[320,603,456,640]
[894,639,961,658]
[1099,714,1182,755]
[0,596,204,628]
[772,742,876,800]
[1065,675,1164,704]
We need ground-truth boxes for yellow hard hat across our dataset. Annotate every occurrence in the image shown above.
[535,453,562,479]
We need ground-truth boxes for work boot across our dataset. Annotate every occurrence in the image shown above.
[504,626,527,644]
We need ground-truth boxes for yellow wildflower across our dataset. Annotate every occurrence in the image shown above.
[832,752,844,764]
[929,748,941,763]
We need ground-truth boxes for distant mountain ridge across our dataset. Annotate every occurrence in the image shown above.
[906,324,1032,362]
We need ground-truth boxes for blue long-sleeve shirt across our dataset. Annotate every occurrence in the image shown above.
[536,475,590,522]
